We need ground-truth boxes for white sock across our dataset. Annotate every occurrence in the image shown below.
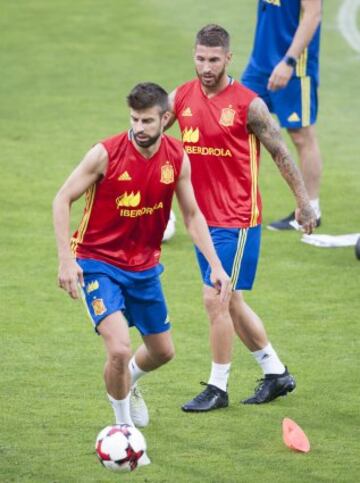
[309,198,321,219]
[107,392,133,425]
[208,362,231,392]
[129,356,147,387]
[252,343,285,375]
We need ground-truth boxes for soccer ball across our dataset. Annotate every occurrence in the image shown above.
[95,424,148,472]
[162,210,176,242]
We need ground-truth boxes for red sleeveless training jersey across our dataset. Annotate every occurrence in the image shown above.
[71,131,184,271]
[174,78,261,228]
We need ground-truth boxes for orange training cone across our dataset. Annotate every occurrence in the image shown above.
[282,418,310,453]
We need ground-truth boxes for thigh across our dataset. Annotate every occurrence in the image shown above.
[80,272,125,331]
[124,275,170,336]
[195,227,240,288]
[233,225,261,291]
[141,330,174,358]
[196,226,261,291]
[97,311,131,352]
[270,76,318,128]
[195,227,240,286]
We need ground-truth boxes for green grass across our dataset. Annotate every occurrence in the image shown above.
[1,1,360,481]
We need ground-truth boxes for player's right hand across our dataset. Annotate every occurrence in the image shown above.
[58,258,84,299]
[267,61,293,91]
[295,205,317,235]
[210,266,231,304]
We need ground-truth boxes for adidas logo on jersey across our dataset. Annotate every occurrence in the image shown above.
[287,112,300,122]
[118,171,132,181]
[181,107,192,117]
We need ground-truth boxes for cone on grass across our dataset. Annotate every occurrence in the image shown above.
[282,418,310,453]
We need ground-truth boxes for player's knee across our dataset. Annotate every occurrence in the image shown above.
[203,289,228,316]
[289,126,313,148]
[155,344,175,365]
[203,290,217,311]
[108,344,132,370]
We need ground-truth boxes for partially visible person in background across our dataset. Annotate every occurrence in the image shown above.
[162,210,176,242]
[355,237,360,260]
[242,0,323,231]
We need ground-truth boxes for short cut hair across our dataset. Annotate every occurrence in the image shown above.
[127,82,169,114]
[195,24,230,51]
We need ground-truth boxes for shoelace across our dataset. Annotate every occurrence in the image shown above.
[192,382,216,402]
[132,387,142,399]
[253,373,280,393]
[131,386,147,407]
[253,378,266,393]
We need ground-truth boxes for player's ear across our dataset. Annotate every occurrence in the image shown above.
[225,51,232,65]
[161,110,171,128]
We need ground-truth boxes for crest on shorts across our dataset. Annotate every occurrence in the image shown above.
[160,162,174,184]
[219,107,235,127]
[92,298,106,316]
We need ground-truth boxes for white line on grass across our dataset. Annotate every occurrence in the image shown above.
[338,0,360,53]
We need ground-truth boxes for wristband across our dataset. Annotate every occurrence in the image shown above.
[283,55,297,68]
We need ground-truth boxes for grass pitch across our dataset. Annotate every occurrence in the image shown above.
[1,1,359,481]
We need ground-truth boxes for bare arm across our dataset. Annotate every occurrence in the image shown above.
[175,153,230,301]
[268,0,322,91]
[247,97,316,233]
[52,143,108,298]
[164,89,178,130]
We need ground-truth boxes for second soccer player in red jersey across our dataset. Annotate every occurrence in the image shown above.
[168,25,316,410]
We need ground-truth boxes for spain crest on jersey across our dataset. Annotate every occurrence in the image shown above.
[92,298,106,316]
[219,107,235,127]
[160,162,174,184]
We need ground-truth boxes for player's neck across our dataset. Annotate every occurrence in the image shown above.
[201,74,230,98]
[131,137,162,159]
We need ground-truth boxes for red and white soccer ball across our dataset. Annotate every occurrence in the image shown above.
[95,424,148,472]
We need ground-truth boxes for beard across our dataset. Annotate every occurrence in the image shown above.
[132,130,161,148]
[196,66,226,89]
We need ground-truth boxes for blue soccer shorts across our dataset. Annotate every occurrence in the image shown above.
[77,258,170,336]
[241,66,318,128]
[195,225,261,291]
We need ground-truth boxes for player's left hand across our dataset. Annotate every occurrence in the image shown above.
[210,267,231,303]
[295,205,317,235]
[267,61,293,91]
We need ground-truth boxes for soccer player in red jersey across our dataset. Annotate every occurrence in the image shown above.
[53,83,230,431]
[168,25,316,410]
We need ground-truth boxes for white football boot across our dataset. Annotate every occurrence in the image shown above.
[138,451,151,467]
[130,384,149,428]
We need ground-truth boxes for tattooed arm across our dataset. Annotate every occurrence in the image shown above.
[247,97,316,234]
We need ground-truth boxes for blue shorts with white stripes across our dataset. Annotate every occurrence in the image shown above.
[242,66,318,129]
[77,258,170,336]
[195,225,261,291]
